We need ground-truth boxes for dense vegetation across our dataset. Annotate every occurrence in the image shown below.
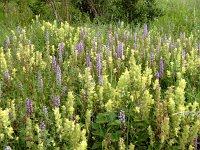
[0,0,200,149]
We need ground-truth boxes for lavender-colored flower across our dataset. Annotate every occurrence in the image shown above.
[61,86,67,96]
[133,43,137,50]
[40,120,45,131]
[26,98,33,118]
[55,96,60,107]
[21,29,25,35]
[75,40,84,57]
[186,16,188,22]
[98,44,102,53]
[119,110,125,124]
[5,70,10,80]
[86,54,92,69]
[180,32,183,40]
[38,72,43,92]
[174,42,177,48]
[27,39,31,45]
[9,111,13,120]
[144,24,148,38]
[194,135,198,150]
[150,52,154,65]
[164,34,168,43]
[159,59,164,78]
[198,44,200,55]
[52,55,57,73]
[5,37,10,49]
[98,75,103,86]
[46,31,49,42]
[169,42,172,51]
[43,105,48,116]
[56,65,61,85]
[117,42,123,59]
[4,146,12,150]
[19,82,23,91]
[182,50,186,58]
[96,53,102,77]
[156,45,159,54]
[58,42,64,64]
[156,71,160,79]
[107,41,110,56]
[17,26,21,34]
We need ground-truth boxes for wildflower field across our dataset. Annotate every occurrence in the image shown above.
[0,11,200,150]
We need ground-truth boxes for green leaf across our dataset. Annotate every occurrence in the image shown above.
[108,120,121,126]
[96,112,117,124]
[111,131,121,142]
[91,142,102,149]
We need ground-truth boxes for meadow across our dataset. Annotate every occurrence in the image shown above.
[0,0,200,149]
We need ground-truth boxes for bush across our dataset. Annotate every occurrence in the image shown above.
[74,0,163,23]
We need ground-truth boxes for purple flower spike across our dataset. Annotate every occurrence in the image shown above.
[9,111,13,120]
[133,43,136,50]
[156,71,160,79]
[86,54,92,70]
[26,98,33,118]
[46,31,49,42]
[98,75,103,86]
[40,120,45,131]
[56,65,62,86]
[117,42,123,59]
[19,82,23,92]
[38,72,43,92]
[52,55,57,73]
[119,110,125,124]
[96,53,102,77]
[5,71,10,81]
[144,24,148,38]
[55,96,60,107]
[182,50,186,58]
[180,32,183,40]
[194,136,198,150]
[169,42,172,51]
[164,35,168,43]
[5,146,12,150]
[5,37,10,49]
[58,42,64,65]
[43,105,48,116]
[17,26,21,34]
[98,44,102,53]
[159,59,164,78]
[150,52,154,65]
[75,40,84,57]
[198,44,200,55]
[186,16,188,22]
[107,41,110,56]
